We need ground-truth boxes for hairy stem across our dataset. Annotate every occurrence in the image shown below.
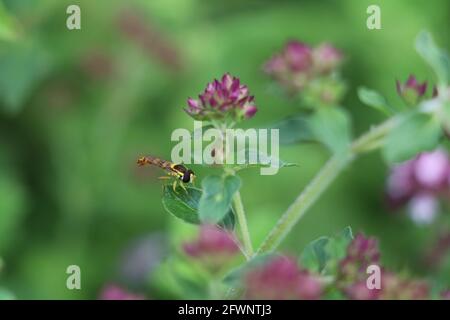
[232,191,254,258]
[256,117,398,255]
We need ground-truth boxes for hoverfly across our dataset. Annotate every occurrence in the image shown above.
[137,156,195,192]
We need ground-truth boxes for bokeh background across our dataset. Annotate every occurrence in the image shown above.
[0,0,449,299]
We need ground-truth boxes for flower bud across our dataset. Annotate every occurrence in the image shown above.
[244,256,322,300]
[312,43,343,74]
[182,225,239,273]
[396,75,428,105]
[99,284,145,300]
[185,73,257,122]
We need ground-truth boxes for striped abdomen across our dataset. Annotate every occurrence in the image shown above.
[137,156,173,170]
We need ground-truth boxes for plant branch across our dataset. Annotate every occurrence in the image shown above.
[232,190,254,258]
[255,117,399,255]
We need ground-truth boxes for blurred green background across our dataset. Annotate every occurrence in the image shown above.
[0,0,449,299]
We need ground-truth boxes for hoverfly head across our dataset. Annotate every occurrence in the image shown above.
[182,169,195,183]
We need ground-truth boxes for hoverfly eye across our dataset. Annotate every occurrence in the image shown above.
[182,172,191,183]
[181,170,194,183]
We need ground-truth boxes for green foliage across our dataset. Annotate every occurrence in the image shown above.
[162,185,235,228]
[415,31,450,86]
[270,115,315,145]
[383,112,442,163]
[299,227,353,275]
[162,186,202,224]
[358,87,397,116]
[222,253,274,286]
[309,107,352,154]
[198,175,241,224]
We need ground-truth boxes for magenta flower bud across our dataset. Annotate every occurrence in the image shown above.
[338,233,380,293]
[99,284,145,300]
[386,159,416,208]
[344,280,381,300]
[264,41,344,99]
[407,193,438,225]
[441,290,450,300]
[284,41,313,72]
[396,75,428,105]
[182,225,239,272]
[414,150,450,190]
[244,256,322,300]
[385,149,450,224]
[312,43,343,74]
[381,272,429,300]
[185,73,257,121]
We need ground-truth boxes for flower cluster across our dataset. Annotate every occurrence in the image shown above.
[185,73,257,122]
[386,149,450,224]
[338,234,430,300]
[243,256,323,300]
[99,284,145,300]
[264,41,345,105]
[183,225,240,273]
[396,75,436,106]
[338,233,381,299]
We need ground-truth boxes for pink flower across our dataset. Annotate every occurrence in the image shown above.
[396,75,429,105]
[186,73,257,121]
[312,43,343,74]
[183,225,239,272]
[99,284,145,300]
[244,256,322,300]
[385,149,450,224]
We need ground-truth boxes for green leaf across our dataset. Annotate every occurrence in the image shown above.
[357,87,396,115]
[198,175,241,223]
[326,226,354,263]
[383,112,442,163]
[223,254,274,286]
[299,227,353,275]
[269,115,315,145]
[162,185,235,228]
[309,107,351,154]
[162,186,202,224]
[300,237,330,273]
[415,31,450,86]
[218,209,235,230]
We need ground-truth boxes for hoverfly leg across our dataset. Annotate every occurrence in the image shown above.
[180,182,188,194]
[172,180,178,193]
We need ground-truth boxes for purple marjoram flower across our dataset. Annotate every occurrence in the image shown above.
[264,41,314,92]
[99,284,145,300]
[396,75,428,105]
[344,280,380,300]
[312,43,343,74]
[183,225,239,272]
[186,73,257,121]
[381,272,429,300]
[414,150,450,190]
[441,290,450,300]
[386,149,450,224]
[338,233,381,299]
[244,256,322,300]
[284,41,313,72]
[408,193,438,225]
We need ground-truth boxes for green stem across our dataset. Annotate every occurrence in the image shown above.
[232,191,254,258]
[256,117,398,255]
